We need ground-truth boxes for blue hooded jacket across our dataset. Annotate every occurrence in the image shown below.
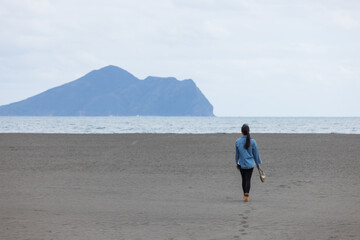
[235,136,261,169]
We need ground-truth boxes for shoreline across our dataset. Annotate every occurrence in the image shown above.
[1,132,359,135]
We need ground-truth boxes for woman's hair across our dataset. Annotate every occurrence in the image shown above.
[241,124,251,150]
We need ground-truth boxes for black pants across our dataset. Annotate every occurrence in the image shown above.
[239,167,254,195]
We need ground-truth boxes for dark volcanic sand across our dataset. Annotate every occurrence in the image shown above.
[0,133,359,239]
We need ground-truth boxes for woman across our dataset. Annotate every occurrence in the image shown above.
[235,124,262,202]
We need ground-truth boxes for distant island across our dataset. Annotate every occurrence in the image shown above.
[0,65,214,116]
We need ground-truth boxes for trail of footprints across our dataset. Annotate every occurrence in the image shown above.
[234,210,251,238]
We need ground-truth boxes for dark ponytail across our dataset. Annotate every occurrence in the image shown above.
[241,124,251,150]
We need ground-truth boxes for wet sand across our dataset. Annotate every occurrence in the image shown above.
[0,133,359,240]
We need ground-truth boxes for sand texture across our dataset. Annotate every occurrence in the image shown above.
[0,133,359,240]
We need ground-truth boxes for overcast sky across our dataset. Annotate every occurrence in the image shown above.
[1,0,359,116]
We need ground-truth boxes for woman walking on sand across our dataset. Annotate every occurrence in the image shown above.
[235,124,262,202]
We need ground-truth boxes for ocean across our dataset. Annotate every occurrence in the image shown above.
[0,116,359,134]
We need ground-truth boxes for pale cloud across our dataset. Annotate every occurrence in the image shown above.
[331,10,360,29]
[339,66,354,76]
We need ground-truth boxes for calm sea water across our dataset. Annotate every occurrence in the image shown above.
[0,117,359,134]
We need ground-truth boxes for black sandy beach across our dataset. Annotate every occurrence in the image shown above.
[1,133,359,239]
